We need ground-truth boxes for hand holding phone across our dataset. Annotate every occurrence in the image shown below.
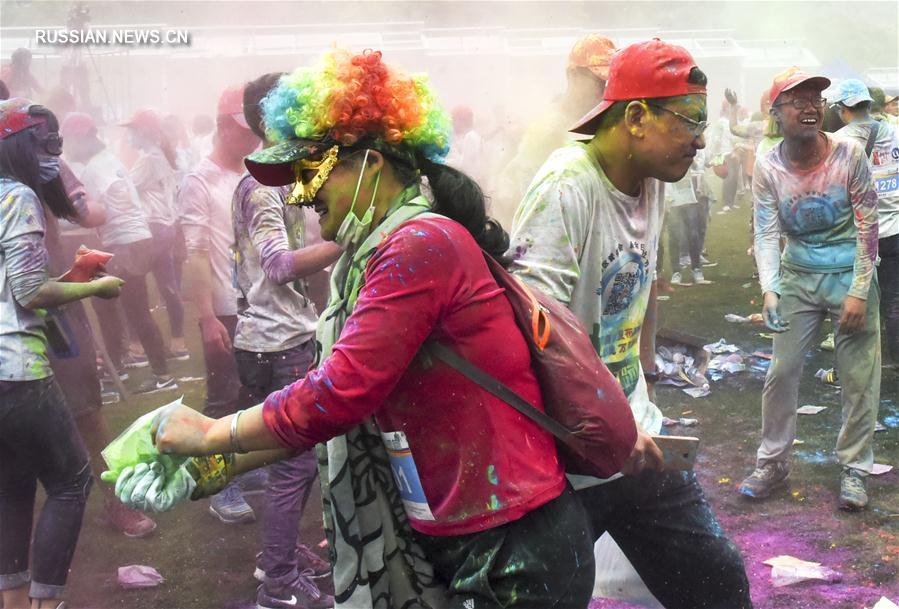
[651,435,700,471]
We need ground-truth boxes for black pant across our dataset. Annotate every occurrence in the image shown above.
[668,204,703,272]
[414,484,595,609]
[577,471,752,609]
[0,378,92,598]
[879,234,899,365]
[201,315,240,419]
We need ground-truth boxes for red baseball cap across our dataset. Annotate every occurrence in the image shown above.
[217,84,249,129]
[571,39,706,135]
[120,108,163,134]
[61,112,97,139]
[0,97,45,140]
[767,67,830,106]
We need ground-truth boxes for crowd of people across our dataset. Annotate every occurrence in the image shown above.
[0,30,897,609]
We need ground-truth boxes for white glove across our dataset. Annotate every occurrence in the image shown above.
[115,461,196,513]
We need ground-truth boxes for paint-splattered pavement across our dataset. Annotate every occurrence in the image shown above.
[65,198,897,608]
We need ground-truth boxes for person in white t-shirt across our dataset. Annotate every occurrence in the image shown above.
[122,108,187,359]
[180,84,261,523]
[832,78,899,368]
[61,112,177,394]
[509,40,751,609]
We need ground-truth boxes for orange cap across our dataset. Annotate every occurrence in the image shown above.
[217,84,249,129]
[120,108,163,134]
[568,34,617,81]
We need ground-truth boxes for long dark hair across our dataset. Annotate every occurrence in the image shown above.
[0,105,78,221]
[417,158,509,262]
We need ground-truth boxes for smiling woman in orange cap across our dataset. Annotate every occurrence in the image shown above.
[508,38,753,609]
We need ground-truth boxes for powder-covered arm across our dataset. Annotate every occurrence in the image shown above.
[753,159,783,296]
[1,186,50,306]
[246,187,341,285]
[846,144,879,300]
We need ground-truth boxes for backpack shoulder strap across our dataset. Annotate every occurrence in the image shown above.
[422,340,574,443]
[865,121,881,158]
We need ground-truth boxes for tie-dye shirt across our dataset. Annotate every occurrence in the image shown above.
[0,179,52,381]
[508,143,665,440]
[231,174,318,353]
[753,134,879,299]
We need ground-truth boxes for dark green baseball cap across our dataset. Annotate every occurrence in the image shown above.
[244,138,337,187]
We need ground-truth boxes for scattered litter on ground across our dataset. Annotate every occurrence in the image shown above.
[872,464,894,476]
[704,338,741,354]
[793,439,805,445]
[682,386,711,398]
[797,405,827,415]
[657,295,671,302]
[876,421,887,432]
[751,351,772,360]
[814,368,840,387]
[709,353,746,374]
[663,417,698,427]
[758,333,775,340]
[118,565,164,589]
[741,282,753,289]
[101,391,121,405]
[725,313,764,325]
[763,555,841,587]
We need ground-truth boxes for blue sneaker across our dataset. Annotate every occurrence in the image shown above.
[256,570,333,609]
[209,482,255,524]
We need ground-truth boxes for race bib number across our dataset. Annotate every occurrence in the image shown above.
[874,174,899,197]
[381,430,436,521]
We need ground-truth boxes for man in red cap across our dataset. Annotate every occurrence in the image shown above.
[180,84,261,523]
[496,33,617,225]
[739,70,880,510]
[509,39,751,608]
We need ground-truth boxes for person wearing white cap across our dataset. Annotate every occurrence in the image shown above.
[833,79,899,371]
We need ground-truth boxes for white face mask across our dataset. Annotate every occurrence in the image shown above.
[38,155,60,183]
[334,149,381,251]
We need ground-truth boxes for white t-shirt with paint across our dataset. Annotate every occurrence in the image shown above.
[180,157,242,316]
[508,142,665,487]
[76,149,152,247]
[836,118,899,240]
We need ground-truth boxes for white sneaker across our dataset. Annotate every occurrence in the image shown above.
[693,269,712,284]
[670,272,692,287]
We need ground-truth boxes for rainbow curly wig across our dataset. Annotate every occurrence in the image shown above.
[262,49,451,162]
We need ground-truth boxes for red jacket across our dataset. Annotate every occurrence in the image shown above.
[263,217,565,536]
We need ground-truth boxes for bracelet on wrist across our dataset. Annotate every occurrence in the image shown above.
[230,410,248,454]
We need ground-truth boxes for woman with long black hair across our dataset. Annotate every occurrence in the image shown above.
[0,98,124,609]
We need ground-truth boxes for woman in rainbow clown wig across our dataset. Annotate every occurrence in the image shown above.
[114,49,604,609]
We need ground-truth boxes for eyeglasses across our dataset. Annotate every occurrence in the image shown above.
[38,132,63,156]
[773,97,827,110]
[647,103,708,138]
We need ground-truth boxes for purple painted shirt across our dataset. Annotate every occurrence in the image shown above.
[231,173,318,353]
[753,134,879,299]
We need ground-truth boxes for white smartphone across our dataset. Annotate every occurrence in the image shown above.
[651,435,701,471]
